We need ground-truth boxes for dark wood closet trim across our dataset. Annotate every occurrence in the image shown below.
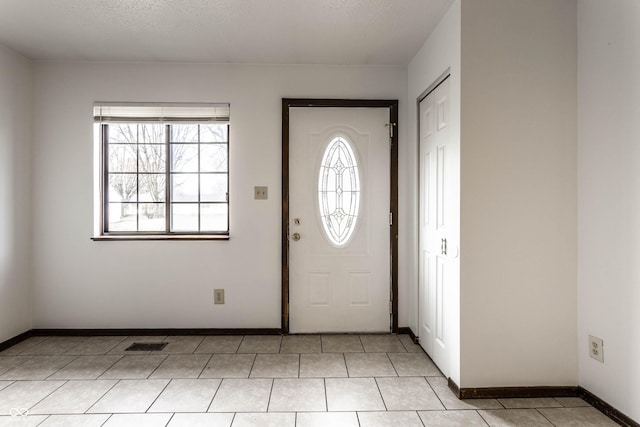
[397,327,418,343]
[281,98,399,334]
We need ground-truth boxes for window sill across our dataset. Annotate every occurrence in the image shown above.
[91,234,230,241]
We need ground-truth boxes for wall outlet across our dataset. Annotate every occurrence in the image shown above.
[254,186,268,200]
[589,335,604,363]
[214,289,225,304]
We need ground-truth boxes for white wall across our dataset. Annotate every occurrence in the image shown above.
[407,0,461,385]
[459,0,577,387]
[578,0,640,421]
[0,44,33,342]
[31,62,408,329]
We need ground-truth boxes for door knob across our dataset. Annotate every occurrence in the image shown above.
[292,232,301,241]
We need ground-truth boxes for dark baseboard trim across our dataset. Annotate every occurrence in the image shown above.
[0,330,33,352]
[30,328,283,336]
[448,378,579,400]
[578,387,639,427]
[458,385,579,400]
[448,377,461,397]
[397,327,418,343]
[447,379,638,427]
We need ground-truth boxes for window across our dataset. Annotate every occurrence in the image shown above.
[94,103,230,239]
[318,135,360,247]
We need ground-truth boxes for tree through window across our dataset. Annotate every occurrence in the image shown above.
[94,103,230,238]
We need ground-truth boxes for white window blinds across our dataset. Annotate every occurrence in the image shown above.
[93,102,230,123]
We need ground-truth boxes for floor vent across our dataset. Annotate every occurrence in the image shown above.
[125,342,168,351]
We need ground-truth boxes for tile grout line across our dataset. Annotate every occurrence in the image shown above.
[385,353,400,377]
[423,375,447,411]
[476,409,491,426]
[85,378,121,414]
[21,378,68,415]
[204,376,223,412]
[144,378,172,413]
[145,354,169,379]
[43,354,81,380]
[196,353,214,379]
[373,377,388,411]
[247,353,258,378]
[235,336,245,354]
[342,353,350,378]
[323,377,328,412]
[536,407,559,426]
[266,378,275,412]
[96,354,125,380]
[164,412,176,427]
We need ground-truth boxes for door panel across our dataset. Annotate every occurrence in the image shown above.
[289,107,390,333]
[419,77,457,377]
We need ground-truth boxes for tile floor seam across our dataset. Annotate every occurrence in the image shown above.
[343,353,350,377]
[62,340,85,355]
[417,409,428,427]
[385,352,400,377]
[20,379,68,415]
[323,378,328,412]
[84,379,121,414]
[42,355,80,380]
[537,407,559,426]
[195,353,214,379]
[144,378,173,414]
[146,354,169,379]
[424,375,447,410]
[236,336,245,354]
[246,353,258,378]
[204,378,221,413]
[164,412,176,426]
[266,378,275,412]
[475,409,490,426]
[373,377,389,411]
[189,336,206,355]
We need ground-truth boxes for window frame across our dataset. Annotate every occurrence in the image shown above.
[93,106,230,241]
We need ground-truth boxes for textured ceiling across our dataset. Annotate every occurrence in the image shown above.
[0,0,454,65]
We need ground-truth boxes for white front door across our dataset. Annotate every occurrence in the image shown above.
[419,77,458,377]
[289,107,391,333]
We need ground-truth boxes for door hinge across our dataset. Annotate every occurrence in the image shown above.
[389,301,393,314]
[389,212,393,226]
[385,122,397,138]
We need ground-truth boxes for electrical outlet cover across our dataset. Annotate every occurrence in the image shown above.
[214,289,225,304]
[588,335,604,363]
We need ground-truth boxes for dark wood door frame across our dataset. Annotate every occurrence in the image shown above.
[281,98,399,334]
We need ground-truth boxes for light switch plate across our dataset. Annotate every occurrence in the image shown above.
[254,186,268,200]
[214,289,225,304]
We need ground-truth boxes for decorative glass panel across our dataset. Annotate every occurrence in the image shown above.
[318,136,360,247]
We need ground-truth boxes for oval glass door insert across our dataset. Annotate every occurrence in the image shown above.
[318,136,360,247]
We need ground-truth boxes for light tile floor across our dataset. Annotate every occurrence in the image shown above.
[0,334,618,427]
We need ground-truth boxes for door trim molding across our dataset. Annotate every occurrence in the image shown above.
[282,98,399,334]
